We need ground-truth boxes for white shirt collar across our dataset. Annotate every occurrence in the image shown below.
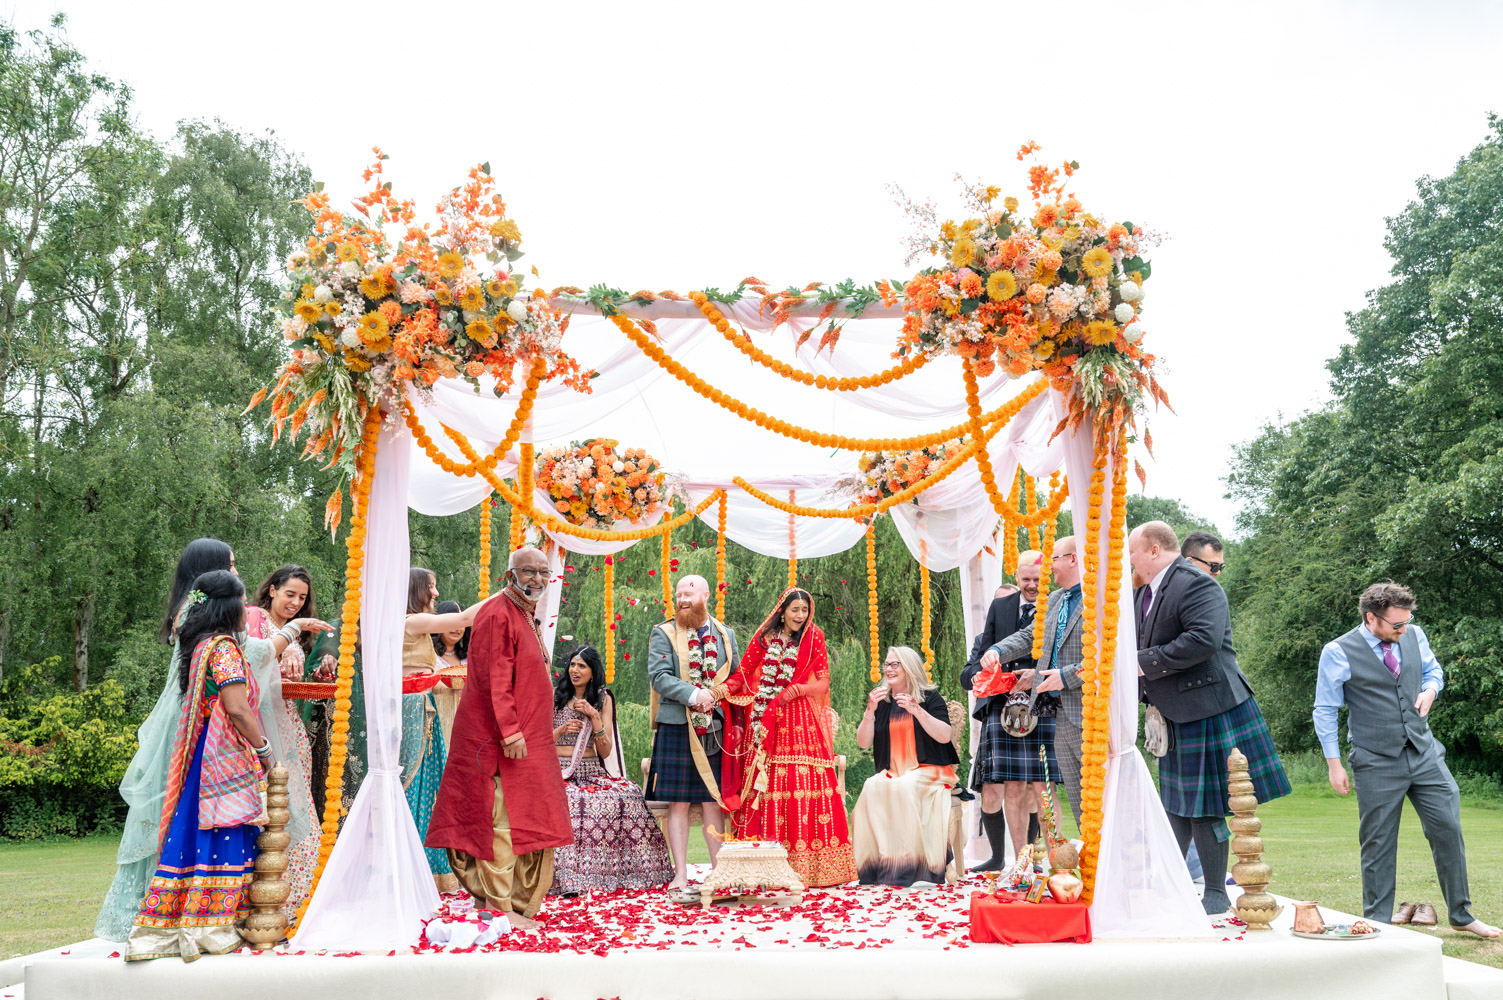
[1149,562,1173,595]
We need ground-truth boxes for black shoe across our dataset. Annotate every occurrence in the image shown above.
[969,856,1005,873]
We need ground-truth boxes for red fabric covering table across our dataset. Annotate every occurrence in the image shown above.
[968,890,1093,944]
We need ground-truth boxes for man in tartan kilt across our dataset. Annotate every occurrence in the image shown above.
[1129,521,1290,915]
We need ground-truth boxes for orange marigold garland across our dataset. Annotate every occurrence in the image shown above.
[866,521,880,683]
[1075,449,1109,903]
[661,530,673,616]
[288,405,380,936]
[715,492,729,621]
[478,493,494,601]
[787,493,798,591]
[1030,471,1063,660]
[603,555,616,684]
[920,561,935,683]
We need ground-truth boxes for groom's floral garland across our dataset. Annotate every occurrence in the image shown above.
[248,151,591,518]
[685,629,718,734]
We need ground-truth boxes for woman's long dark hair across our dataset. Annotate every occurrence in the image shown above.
[175,570,247,695]
[431,600,469,661]
[161,538,234,643]
[407,567,436,615]
[553,644,605,710]
[253,564,317,654]
[756,588,813,649]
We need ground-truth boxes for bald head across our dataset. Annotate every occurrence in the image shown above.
[1051,536,1082,588]
[675,574,710,627]
[1128,521,1180,581]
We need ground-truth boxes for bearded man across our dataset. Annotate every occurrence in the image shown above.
[425,546,571,929]
[645,574,739,894]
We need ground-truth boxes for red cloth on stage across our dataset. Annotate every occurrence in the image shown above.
[969,891,1093,944]
[425,595,571,859]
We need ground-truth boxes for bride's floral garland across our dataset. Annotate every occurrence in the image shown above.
[536,439,669,527]
[753,635,800,728]
[685,629,718,734]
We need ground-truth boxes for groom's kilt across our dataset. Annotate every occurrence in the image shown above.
[1158,695,1290,819]
[646,722,723,803]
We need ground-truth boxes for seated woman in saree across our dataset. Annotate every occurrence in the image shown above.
[97,539,236,941]
[716,587,857,888]
[550,644,673,895]
[404,568,498,892]
[245,564,325,919]
[126,570,319,961]
[851,646,958,886]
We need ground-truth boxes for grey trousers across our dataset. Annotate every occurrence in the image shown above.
[1351,741,1473,926]
[1055,714,1084,827]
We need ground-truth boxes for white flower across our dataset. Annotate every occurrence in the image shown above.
[314,284,333,303]
[340,260,362,278]
[1114,302,1136,323]
[340,329,361,348]
[1118,281,1142,303]
[612,460,625,473]
[1124,324,1145,344]
[506,299,529,324]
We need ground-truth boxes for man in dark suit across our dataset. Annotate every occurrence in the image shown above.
[1129,521,1290,915]
[960,553,1041,870]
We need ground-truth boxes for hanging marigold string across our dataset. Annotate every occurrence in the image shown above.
[1003,471,1023,578]
[689,291,932,390]
[1023,472,1039,550]
[661,530,673,615]
[920,561,934,683]
[1030,470,1063,660]
[866,521,880,683]
[477,493,494,602]
[787,492,798,591]
[289,405,380,936]
[603,554,616,684]
[414,356,544,479]
[606,309,1046,452]
[715,492,729,621]
[1075,448,1109,903]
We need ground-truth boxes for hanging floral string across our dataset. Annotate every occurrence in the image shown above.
[1030,470,1063,659]
[1023,472,1039,550]
[477,493,494,602]
[1075,449,1108,902]
[920,559,935,683]
[787,492,798,591]
[660,530,673,615]
[716,492,729,622]
[288,405,380,937]
[867,521,880,682]
[603,554,616,685]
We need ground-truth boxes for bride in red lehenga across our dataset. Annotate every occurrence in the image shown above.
[715,587,856,887]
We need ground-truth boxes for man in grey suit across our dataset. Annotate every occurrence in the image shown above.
[645,575,739,892]
[1315,582,1499,937]
[1130,521,1289,914]
[981,536,1086,827]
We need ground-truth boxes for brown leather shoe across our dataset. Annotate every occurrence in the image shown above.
[1392,902,1416,924]
[1411,903,1438,926]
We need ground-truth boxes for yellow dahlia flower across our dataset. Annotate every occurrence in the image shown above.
[950,238,977,268]
[294,299,322,323]
[359,275,389,300]
[436,251,464,279]
[1081,246,1114,278]
[986,271,1018,302]
[1082,320,1117,346]
[458,285,486,311]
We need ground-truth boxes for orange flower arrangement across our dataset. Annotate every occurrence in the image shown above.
[535,438,670,528]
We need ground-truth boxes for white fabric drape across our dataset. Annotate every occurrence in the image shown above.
[1055,399,1209,938]
[958,540,1002,868]
[294,424,440,950]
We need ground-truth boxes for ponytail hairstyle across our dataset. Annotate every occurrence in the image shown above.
[175,570,247,695]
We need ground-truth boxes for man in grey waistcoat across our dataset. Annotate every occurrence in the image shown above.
[1314,582,1499,938]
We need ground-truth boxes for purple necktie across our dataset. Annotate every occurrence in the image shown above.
[1379,641,1401,680]
[1141,583,1153,618]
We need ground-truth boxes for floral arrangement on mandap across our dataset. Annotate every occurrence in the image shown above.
[846,439,969,507]
[247,150,592,513]
[535,439,671,527]
[889,143,1169,452]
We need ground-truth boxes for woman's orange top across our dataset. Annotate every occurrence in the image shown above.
[888,711,918,776]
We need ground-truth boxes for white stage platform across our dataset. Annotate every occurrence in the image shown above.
[10,884,1499,1000]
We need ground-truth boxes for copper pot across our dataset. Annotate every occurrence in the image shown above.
[1292,901,1325,934]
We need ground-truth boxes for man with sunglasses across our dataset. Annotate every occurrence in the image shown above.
[1314,583,1499,938]
[1181,531,1224,578]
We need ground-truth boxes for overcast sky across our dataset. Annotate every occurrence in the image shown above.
[19,0,1503,535]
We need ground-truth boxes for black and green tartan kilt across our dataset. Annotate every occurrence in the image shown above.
[1158,696,1291,818]
[971,704,1060,787]
[646,722,723,803]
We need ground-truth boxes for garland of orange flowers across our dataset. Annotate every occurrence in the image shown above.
[689,292,931,390]
[288,405,381,936]
[417,357,544,480]
[866,521,880,683]
[1023,473,1039,550]
[787,492,798,590]
[1003,471,1023,577]
[478,493,494,601]
[402,403,725,542]
[661,530,673,615]
[1075,449,1109,903]
[606,310,1047,452]
[512,442,535,553]
[920,563,934,683]
[603,554,616,684]
[715,492,728,621]
[1030,471,1063,660]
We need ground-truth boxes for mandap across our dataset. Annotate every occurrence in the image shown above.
[253,149,1209,950]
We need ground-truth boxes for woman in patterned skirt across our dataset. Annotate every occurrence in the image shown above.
[550,644,672,894]
[717,588,857,887]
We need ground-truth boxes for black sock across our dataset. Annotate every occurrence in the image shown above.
[1026,810,1040,845]
[1192,819,1230,913]
[973,808,1007,869]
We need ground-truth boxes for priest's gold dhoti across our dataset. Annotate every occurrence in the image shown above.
[446,776,554,918]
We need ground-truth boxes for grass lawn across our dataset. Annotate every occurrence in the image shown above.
[3,794,1499,969]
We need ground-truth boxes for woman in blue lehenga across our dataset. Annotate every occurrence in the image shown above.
[126,571,275,961]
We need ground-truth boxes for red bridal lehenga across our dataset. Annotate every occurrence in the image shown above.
[720,591,856,888]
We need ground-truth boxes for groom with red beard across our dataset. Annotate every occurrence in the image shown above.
[645,575,740,894]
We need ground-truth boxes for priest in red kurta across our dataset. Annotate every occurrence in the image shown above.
[425,546,571,928]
